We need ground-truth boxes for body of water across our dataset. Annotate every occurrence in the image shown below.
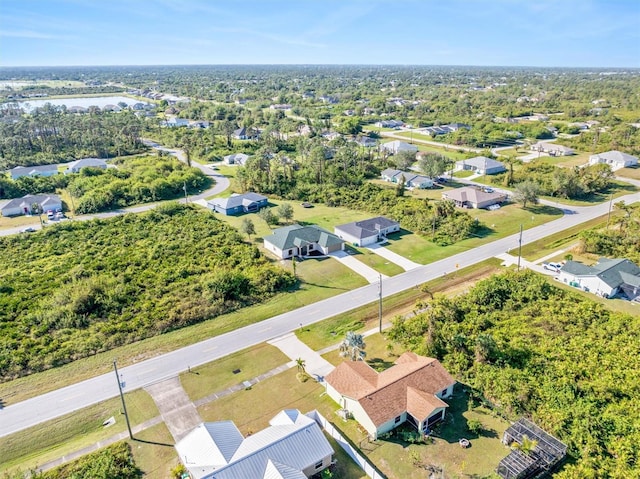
[7,96,151,113]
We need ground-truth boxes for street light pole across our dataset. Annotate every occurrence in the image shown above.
[378,274,383,333]
[113,360,133,439]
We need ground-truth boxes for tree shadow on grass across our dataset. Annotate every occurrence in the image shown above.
[367,357,395,372]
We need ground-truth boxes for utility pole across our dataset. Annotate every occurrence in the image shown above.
[378,274,383,333]
[606,193,614,229]
[113,360,133,439]
[517,224,523,271]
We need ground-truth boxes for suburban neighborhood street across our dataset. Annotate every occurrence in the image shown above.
[1,187,639,439]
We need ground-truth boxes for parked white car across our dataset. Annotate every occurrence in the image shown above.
[543,262,562,272]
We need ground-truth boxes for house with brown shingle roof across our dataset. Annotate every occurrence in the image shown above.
[325,352,456,439]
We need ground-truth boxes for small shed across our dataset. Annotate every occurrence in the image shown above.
[497,418,567,479]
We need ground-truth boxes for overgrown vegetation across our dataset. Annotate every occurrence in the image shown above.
[388,270,640,478]
[0,204,294,380]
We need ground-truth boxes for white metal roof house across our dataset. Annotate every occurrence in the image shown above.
[380,140,418,155]
[66,158,108,174]
[557,257,640,300]
[454,156,507,175]
[1,194,63,217]
[530,141,574,156]
[175,409,334,479]
[9,164,60,180]
[588,150,638,171]
[223,153,250,166]
[334,216,400,247]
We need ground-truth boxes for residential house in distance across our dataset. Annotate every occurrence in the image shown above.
[263,224,344,259]
[208,192,267,216]
[325,352,456,440]
[380,169,433,189]
[497,418,567,479]
[269,104,292,111]
[530,141,574,157]
[233,127,260,140]
[8,164,60,180]
[334,216,400,247]
[421,123,471,137]
[175,409,334,479]
[557,257,640,301]
[1,194,62,217]
[66,158,108,174]
[442,187,507,209]
[454,156,507,175]
[223,153,250,166]
[353,136,377,148]
[380,140,418,155]
[588,150,638,171]
[164,117,190,127]
[374,119,404,128]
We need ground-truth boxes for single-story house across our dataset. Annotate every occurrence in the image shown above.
[557,257,640,301]
[9,164,60,180]
[233,127,259,140]
[325,352,456,440]
[223,153,250,166]
[164,117,189,127]
[374,119,404,128]
[380,140,418,155]
[66,158,108,174]
[263,224,344,259]
[1,194,62,217]
[588,150,638,171]
[380,169,433,188]
[354,136,377,147]
[530,141,574,156]
[442,187,507,209]
[208,192,267,216]
[175,409,334,479]
[454,156,506,175]
[334,216,400,247]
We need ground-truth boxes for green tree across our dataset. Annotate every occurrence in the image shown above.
[418,152,452,179]
[258,207,278,226]
[394,150,416,170]
[513,180,540,209]
[277,202,294,224]
[240,218,256,239]
[396,173,406,197]
[295,357,306,373]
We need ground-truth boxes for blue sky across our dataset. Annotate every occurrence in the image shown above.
[1,0,639,67]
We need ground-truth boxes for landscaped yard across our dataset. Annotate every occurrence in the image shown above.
[617,166,640,180]
[0,389,159,475]
[346,245,405,277]
[0,214,43,230]
[128,423,178,479]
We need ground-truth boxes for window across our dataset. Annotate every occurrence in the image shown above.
[394,415,402,424]
[441,389,448,397]
[315,461,323,470]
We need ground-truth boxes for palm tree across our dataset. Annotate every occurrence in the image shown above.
[295,357,306,374]
[513,435,538,456]
[339,331,366,361]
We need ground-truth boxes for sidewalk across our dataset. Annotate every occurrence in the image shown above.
[268,332,335,382]
[329,250,387,284]
[145,377,202,442]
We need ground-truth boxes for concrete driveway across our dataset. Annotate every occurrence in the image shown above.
[329,250,386,283]
[268,333,335,382]
[366,243,421,271]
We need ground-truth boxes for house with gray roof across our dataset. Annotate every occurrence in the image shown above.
[380,140,418,155]
[8,164,60,180]
[223,153,250,166]
[66,158,108,174]
[334,217,400,247]
[1,194,62,217]
[175,409,334,479]
[263,224,344,259]
[454,156,506,175]
[442,187,507,209]
[557,257,640,300]
[380,169,433,188]
[588,150,638,171]
[233,126,260,140]
[208,192,268,216]
[530,141,574,156]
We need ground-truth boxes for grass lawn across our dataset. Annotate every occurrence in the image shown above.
[0,214,43,230]
[346,245,405,277]
[384,203,562,265]
[617,166,640,180]
[452,169,475,178]
[128,423,178,479]
[179,343,290,401]
[0,389,158,475]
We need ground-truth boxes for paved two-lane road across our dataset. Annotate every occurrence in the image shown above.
[2,187,639,438]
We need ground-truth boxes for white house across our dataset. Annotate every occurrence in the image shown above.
[588,150,638,171]
[454,156,507,175]
[380,140,418,155]
[223,153,250,166]
[325,352,456,440]
[557,257,640,300]
[66,158,108,174]
[380,169,433,188]
[9,164,60,180]
[1,194,63,217]
[334,217,400,247]
[263,224,344,259]
[175,409,334,479]
[164,117,190,127]
[530,141,574,156]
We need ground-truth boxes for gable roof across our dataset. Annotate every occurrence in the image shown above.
[381,140,418,153]
[264,224,344,251]
[561,257,640,289]
[1,194,62,211]
[335,217,399,240]
[326,352,455,427]
[180,410,333,479]
[443,187,505,205]
[67,158,107,170]
[590,150,638,164]
[9,164,59,176]
[456,156,506,171]
[209,192,267,211]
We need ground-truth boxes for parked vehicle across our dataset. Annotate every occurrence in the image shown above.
[543,262,562,272]
[20,227,36,233]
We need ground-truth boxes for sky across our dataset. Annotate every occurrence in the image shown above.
[1,0,639,68]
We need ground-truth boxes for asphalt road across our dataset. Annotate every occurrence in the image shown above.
[1,187,639,438]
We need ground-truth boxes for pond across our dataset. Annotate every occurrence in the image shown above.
[5,96,151,113]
